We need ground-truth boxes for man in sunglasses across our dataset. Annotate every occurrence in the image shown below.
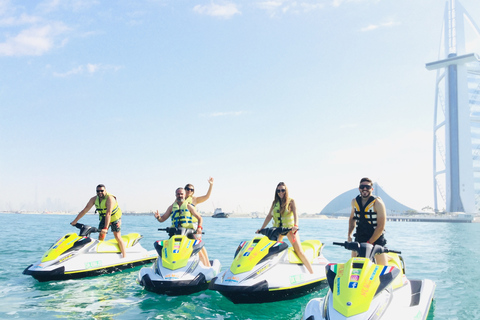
[154,187,211,267]
[71,184,127,258]
[347,177,387,265]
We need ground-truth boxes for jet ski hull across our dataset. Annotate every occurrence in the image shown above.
[209,245,329,304]
[23,228,157,282]
[23,256,156,282]
[210,277,327,304]
[138,258,222,296]
[303,279,436,320]
[302,242,436,320]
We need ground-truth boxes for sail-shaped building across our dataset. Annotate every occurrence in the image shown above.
[426,0,480,213]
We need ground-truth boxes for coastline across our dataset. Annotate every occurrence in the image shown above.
[2,211,478,222]
[0,211,334,219]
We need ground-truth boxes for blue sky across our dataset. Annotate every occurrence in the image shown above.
[1,0,480,214]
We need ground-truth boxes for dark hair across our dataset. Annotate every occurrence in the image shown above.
[359,178,373,185]
[97,184,106,189]
[184,184,194,193]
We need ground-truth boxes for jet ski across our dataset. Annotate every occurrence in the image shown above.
[209,227,329,304]
[137,227,222,295]
[23,223,158,282]
[303,241,436,320]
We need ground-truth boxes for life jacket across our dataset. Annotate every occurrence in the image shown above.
[185,196,198,224]
[171,201,194,229]
[95,192,122,222]
[353,195,383,238]
[272,198,295,228]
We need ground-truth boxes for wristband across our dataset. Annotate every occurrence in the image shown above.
[367,241,371,244]
[197,226,203,230]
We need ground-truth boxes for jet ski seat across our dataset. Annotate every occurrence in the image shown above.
[287,240,323,264]
[96,233,143,253]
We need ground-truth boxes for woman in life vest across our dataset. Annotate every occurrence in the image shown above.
[257,182,314,274]
[184,177,214,208]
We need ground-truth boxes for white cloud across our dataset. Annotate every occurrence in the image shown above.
[0,22,69,56]
[0,13,41,26]
[53,63,122,77]
[360,20,398,32]
[193,2,240,19]
[257,0,324,16]
[37,0,99,13]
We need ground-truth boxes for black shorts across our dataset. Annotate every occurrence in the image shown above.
[354,234,387,246]
[99,218,121,232]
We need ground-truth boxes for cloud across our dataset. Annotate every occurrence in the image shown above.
[332,0,380,8]
[52,63,123,77]
[193,2,241,19]
[257,0,324,17]
[360,20,398,32]
[0,22,69,56]
[0,13,41,26]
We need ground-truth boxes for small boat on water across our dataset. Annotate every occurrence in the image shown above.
[212,208,229,218]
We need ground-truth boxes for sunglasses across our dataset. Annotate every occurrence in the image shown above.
[96,190,105,193]
[276,189,286,193]
[359,185,372,190]
[185,188,194,192]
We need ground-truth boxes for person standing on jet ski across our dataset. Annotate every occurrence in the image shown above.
[184,177,214,227]
[70,184,127,258]
[154,187,212,267]
[348,177,388,265]
[256,182,314,274]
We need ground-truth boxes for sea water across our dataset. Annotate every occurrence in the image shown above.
[1,213,479,319]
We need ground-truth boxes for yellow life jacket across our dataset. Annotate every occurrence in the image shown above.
[272,198,295,228]
[185,196,198,224]
[171,201,194,229]
[95,192,122,222]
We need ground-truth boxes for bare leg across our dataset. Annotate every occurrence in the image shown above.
[288,232,314,274]
[199,247,211,267]
[113,231,127,258]
[375,253,388,266]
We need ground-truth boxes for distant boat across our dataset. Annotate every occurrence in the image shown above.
[212,208,229,218]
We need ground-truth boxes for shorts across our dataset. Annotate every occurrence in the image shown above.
[99,218,122,233]
[354,234,387,246]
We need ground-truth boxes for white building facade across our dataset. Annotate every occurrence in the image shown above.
[426,0,480,213]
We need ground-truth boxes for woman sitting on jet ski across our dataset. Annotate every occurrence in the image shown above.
[256,182,314,274]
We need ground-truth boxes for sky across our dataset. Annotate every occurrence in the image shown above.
[1,0,480,215]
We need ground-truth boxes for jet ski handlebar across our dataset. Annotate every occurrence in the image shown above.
[333,241,401,261]
[158,227,204,238]
[74,223,99,237]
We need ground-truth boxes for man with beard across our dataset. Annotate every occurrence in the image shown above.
[154,187,211,267]
[348,177,387,265]
[71,184,127,258]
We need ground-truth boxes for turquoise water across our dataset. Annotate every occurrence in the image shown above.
[1,213,479,319]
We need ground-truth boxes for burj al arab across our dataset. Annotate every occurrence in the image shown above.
[426,0,480,214]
